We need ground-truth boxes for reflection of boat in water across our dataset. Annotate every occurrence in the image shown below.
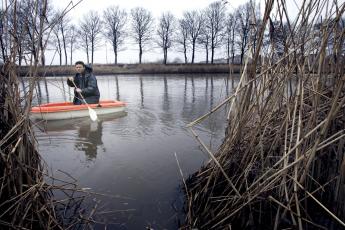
[35,110,127,161]
[35,111,127,132]
[30,100,126,121]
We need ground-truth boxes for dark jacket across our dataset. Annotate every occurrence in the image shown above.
[67,65,100,105]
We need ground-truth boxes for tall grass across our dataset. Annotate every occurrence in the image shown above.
[0,0,58,227]
[0,1,97,228]
[186,0,345,229]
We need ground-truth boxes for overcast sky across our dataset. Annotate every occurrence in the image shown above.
[47,0,324,65]
[52,0,247,20]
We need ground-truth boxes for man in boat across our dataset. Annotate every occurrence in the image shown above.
[67,61,100,105]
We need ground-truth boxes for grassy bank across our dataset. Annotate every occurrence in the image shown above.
[18,63,240,77]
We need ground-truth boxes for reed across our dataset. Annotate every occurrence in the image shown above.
[186,0,345,229]
[0,1,98,228]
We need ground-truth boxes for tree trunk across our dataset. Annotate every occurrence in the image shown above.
[86,46,89,64]
[70,43,73,65]
[61,27,68,65]
[211,40,215,64]
[184,42,188,64]
[114,49,118,64]
[40,40,45,66]
[240,45,245,65]
[58,46,62,65]
[191,41,196,64]
[0,38,6,62]
[139,42,142,64]
[114,42,118,64]
[18,45,23,66]
[91,41,94,64]
[163,48,167,64]
[227,36,230,64]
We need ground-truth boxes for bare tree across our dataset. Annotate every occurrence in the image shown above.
[52,18,63,65]
[103,6,127,64]
[12,2,29,66]
[78,21,90,63]
[0,9,8,63]
[58,13,70,65]
[177,18,189,64]
[224,13,236,64]
[13,0,52,66]
[204,1,226,63]
[51,10,70,65]
[267,19,288,59]
[78,10,102,64]
[67,24,77,65]
[198,12,210,63]
[157,12,176,64]
[235,3,251,65]
[183,10,203,64]
[130,7,154,64]
[235,1,260,65]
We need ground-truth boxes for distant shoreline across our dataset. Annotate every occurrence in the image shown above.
[18,63,241,77]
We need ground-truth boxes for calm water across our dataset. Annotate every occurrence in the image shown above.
[24,73,238,229]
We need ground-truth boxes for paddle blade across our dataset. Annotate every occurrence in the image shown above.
[88,107,98,121]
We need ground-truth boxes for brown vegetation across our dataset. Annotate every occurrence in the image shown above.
[0,1,101,229]
[185,0,345,229]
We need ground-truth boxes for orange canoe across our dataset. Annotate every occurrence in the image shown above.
[31,100,126,120]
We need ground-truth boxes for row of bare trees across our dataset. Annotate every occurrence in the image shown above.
[1,0,344,66]
[51,1,232,65]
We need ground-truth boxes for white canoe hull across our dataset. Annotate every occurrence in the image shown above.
[31,100,126,121]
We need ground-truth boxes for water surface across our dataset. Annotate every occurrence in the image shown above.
[26,73,238,229]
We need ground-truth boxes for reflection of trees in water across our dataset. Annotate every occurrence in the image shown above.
[226,80,229,96]
[43,78,49,103]
[159,76,175,129]
[68,84,73,101]
[140,76,144,107]
[36,80,42,104]
[36,77,50,104]
[210,76,214,109]
[205,76,208,92]
[184,76,187,105]
[60,77,67,102]
[163,77,169,111]
[181,75,198,121]
[20,77,26,96]
[115,76,120,101]
[191,76,195,103]
[180,75,227,141]
[182,76,188,119]
[35,79,50,104]
[75,121,104,161]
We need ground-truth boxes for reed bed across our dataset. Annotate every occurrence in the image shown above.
[186,0,345,229]
[0,58,105,230]
[0,56,61,229]
[0,1,100,228]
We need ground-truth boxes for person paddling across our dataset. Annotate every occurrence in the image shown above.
[67,61,100,105]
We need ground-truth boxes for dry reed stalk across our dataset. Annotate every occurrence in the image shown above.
[185,0,345,229]
[0,1,106,229]
[174,152,193,227]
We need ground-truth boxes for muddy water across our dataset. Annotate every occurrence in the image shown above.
[28,73,238,229]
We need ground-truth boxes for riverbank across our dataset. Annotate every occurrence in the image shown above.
[18,63,240,77]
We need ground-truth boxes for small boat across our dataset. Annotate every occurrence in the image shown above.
[31,100,126,121]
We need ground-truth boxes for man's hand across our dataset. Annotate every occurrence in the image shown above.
[75,88,82,93]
